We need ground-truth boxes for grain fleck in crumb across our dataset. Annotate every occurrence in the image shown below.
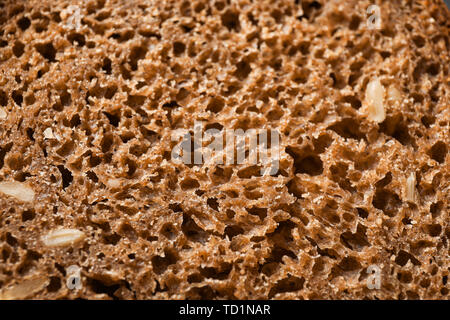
[43,128,55,139]
[0,108,6,119]
[0,277,49,300]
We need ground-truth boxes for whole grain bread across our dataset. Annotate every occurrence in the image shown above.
[0,0,448,299]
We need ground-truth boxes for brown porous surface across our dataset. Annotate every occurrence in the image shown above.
[0,0,448,300]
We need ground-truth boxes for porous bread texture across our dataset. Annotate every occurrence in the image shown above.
[0,0,448,300]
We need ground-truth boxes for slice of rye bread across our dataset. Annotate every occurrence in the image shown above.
[0,0,448,300]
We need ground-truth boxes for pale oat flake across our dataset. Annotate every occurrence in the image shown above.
[0,181,35,202]
[0,277,49,300]
[365,78,386,123]
[0,108,6,119]
[42,229,86,247]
